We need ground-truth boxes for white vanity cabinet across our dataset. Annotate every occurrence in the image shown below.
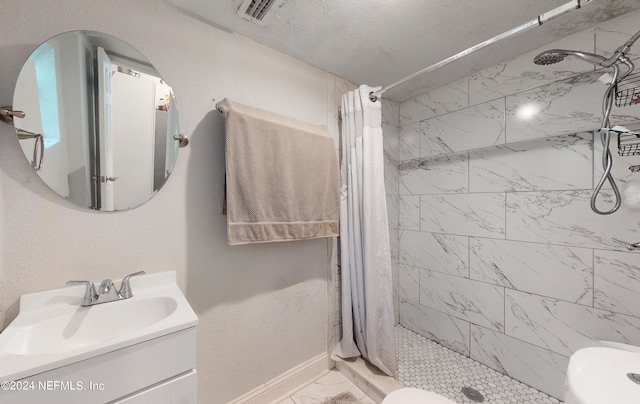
[0,271,198,404]
[1,328,196,404]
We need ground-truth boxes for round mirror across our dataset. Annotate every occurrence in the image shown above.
[12,31,182,211]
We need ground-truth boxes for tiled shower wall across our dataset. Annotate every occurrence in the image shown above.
[389,11,640,399]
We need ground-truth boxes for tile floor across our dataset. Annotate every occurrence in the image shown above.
[396,325,562,403]
[277,325,563,403]
[277,369,376,404]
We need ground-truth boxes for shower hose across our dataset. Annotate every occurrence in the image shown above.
[591,57,635,215]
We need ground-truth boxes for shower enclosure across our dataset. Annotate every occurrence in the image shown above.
[382,11,640,401]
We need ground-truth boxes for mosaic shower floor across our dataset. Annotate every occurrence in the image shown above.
[396,325,562,403]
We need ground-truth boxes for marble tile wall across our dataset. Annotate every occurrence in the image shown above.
[421,99,506,157]
[505,71,640,143]
[468,133,593,192]
[389,10,640,400]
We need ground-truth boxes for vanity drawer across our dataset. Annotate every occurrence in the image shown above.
[113,369,197,404]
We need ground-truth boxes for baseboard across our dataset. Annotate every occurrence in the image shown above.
[227,353,330,404]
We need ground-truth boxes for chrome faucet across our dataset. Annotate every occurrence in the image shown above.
[66,271,145,306]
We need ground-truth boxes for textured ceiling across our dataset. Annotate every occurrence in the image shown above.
[164,0,640,101]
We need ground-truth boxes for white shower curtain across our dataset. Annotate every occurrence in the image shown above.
[333,85,396,376]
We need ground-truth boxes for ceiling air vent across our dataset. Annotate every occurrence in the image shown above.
[236,0,285,26]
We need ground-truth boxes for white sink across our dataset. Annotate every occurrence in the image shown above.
[0,271,197,381]
[5,296,178,356]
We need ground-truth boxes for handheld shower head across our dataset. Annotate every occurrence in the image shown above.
[533,49,609,66]
[533,50,568,65]
[535,30,640,68]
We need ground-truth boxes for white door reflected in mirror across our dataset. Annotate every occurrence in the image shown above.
[12,31,182,211]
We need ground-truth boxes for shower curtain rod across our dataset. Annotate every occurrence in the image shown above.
[369,0,593,102]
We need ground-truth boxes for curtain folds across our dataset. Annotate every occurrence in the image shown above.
[332,85,396,377]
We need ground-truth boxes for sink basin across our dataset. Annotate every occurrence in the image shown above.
[5,297,178,355]
[0,271,197,382]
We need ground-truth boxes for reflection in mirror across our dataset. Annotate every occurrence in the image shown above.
[13,31,181,211]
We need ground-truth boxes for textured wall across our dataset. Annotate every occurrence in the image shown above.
[393,10,640,399]
[0,0,338,402]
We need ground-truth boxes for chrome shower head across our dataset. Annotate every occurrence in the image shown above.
[533,49,609,67]
[533,50,568,65]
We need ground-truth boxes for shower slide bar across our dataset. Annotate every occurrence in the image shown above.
[368,0,593,102]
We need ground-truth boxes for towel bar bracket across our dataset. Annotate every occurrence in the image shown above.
[0,106,25,125]
[173,134,189,148]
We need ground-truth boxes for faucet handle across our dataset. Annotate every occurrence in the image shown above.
[119,271,145,299]
[66,280,97,306]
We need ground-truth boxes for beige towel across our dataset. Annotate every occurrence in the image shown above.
[220,98,339,245]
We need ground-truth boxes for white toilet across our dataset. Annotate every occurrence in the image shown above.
[564,346,640,404]
[382,387,457,403]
